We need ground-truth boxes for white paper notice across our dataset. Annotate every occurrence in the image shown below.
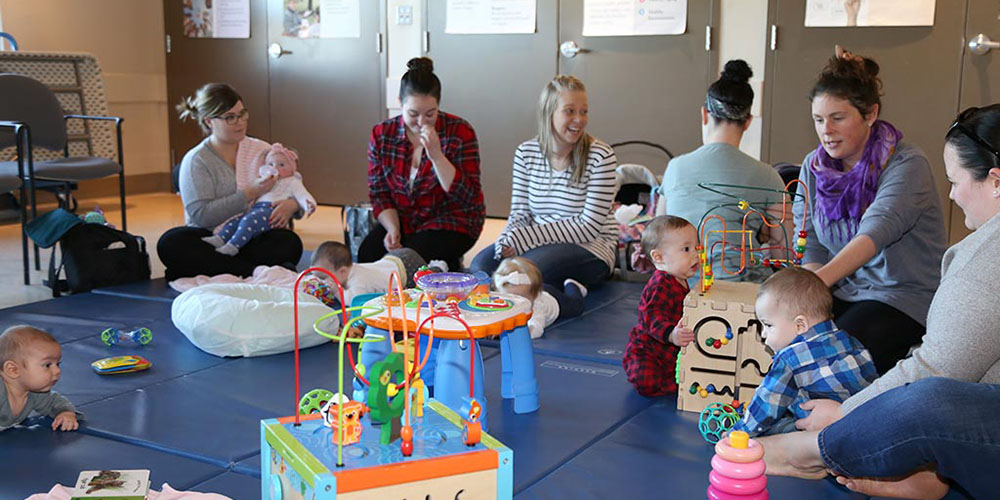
[320,0,361,38]
[445,0,537,35]
[805,0,935,27]
[583,0,686,37]
[212,0,250,38]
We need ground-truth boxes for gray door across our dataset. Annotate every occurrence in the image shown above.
[558,0,718,168]
[761,0,967,230]
[163,0,271,169]
[266,1,385,205]
[424,0,559,217]
[951,0,1000,243]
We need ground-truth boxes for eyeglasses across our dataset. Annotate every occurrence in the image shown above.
[948,107,1000,161]
[213,108,250,126]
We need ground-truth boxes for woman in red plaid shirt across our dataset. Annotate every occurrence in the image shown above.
[359,57,485,272]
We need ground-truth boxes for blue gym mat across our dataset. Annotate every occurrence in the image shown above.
[189,471,262,499]
[0,293,176,344]
[517,400,866,500]
[57,331,227,407]
[529,286,642,366]
[93,277,179,303]
[479,352,654,495]
[1,279,894,500]
[77,341,363,467]
[0,417,226,500]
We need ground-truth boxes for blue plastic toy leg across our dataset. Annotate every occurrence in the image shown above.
[351,326,393,402]
[502,325,539,414]
[434,338,488,431]
[418,334,440,392]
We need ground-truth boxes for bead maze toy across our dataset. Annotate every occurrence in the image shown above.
[260,268,513,500]
[676,280,771,414]
[353,272,537,429]
[693,181,810,294]
[708,430,769,500]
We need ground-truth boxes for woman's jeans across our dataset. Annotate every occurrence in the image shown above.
[469,242,610,288]
[820,377,1000,499]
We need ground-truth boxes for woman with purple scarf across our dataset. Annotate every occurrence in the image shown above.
[792,47,947,374]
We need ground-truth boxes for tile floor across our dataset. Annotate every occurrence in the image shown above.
[0,192,506,309]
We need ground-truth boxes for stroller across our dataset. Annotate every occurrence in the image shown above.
[611,141,673,282]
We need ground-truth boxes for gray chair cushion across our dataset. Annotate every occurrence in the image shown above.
[32,156,121,181]
[0,161,25,192]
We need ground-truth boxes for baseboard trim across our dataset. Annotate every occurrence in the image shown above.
[76,173,172,198]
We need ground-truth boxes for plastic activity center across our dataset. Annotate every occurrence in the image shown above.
[260,269,514,500]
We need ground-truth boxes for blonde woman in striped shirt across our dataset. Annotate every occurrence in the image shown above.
[470,75,618,289]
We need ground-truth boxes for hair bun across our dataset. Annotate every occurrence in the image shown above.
[720,59,753,83]
[406,57,434,74]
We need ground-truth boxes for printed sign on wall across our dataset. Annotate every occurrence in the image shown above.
[445,0,537,34]
[805,0,936,27]
[183,0,250,38]
[583,0,687,37]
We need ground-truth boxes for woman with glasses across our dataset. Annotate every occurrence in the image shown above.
[157,83,303,280]
[360,57,485,272]
[791,47,947,374]
[760,104,1000,500]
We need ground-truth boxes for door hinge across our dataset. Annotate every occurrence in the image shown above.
[376,32,383,53]
[770,25,778,51]
[422,31,430,53]
[165,34,171,54]
[705,26,712,51]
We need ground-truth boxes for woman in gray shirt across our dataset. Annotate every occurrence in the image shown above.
[793,48,947,373]
[157,83,302,280]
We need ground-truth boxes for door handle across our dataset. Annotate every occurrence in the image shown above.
[268,43,291,59]
[968,34,999,56]
[560,40,583,58]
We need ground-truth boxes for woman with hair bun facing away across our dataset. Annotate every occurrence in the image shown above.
[157,83,303,280]
[792,46,946,375]
[657,60,788,283]
[360,57,485,272]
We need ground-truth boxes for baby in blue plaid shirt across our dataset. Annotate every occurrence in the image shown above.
[733,268,878,437]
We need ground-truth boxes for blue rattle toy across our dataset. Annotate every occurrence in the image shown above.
[698,402,743,444]
[101,327,153,347]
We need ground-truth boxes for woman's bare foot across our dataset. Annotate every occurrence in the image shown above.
[835,470,949,500]
[756,432,828,479]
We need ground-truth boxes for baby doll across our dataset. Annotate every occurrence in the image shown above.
[203,143,317,255]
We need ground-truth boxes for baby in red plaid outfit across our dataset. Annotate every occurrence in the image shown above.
[623,216,700,397]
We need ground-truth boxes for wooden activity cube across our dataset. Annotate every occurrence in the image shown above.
[261,400,513,499]
[676,281,772,413]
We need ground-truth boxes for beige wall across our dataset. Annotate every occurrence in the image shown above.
[719,0,768,160]
[0,0,169,182]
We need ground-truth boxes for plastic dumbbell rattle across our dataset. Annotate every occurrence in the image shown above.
[101,327,153,347]
[299,388,336,415]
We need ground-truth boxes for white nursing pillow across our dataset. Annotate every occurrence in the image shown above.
[171,283,338,357]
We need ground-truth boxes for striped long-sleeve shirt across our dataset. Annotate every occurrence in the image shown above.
[496,138,618,268]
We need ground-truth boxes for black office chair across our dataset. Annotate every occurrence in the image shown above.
[0,72,126,271]
[0,121,28,283]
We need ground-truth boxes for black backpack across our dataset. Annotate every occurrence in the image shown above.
[47,222,151,296]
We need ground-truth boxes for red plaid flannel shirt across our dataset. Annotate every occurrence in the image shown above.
[367,113,485,238]
[623,270,688,396]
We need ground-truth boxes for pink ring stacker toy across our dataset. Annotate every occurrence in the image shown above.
[708,431,769,500]
[714,434,765,463]
[710,454,766,479]
[709,470,768,496]
[706,486,769,500]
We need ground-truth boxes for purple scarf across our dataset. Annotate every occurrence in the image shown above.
[810,120,902,241]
